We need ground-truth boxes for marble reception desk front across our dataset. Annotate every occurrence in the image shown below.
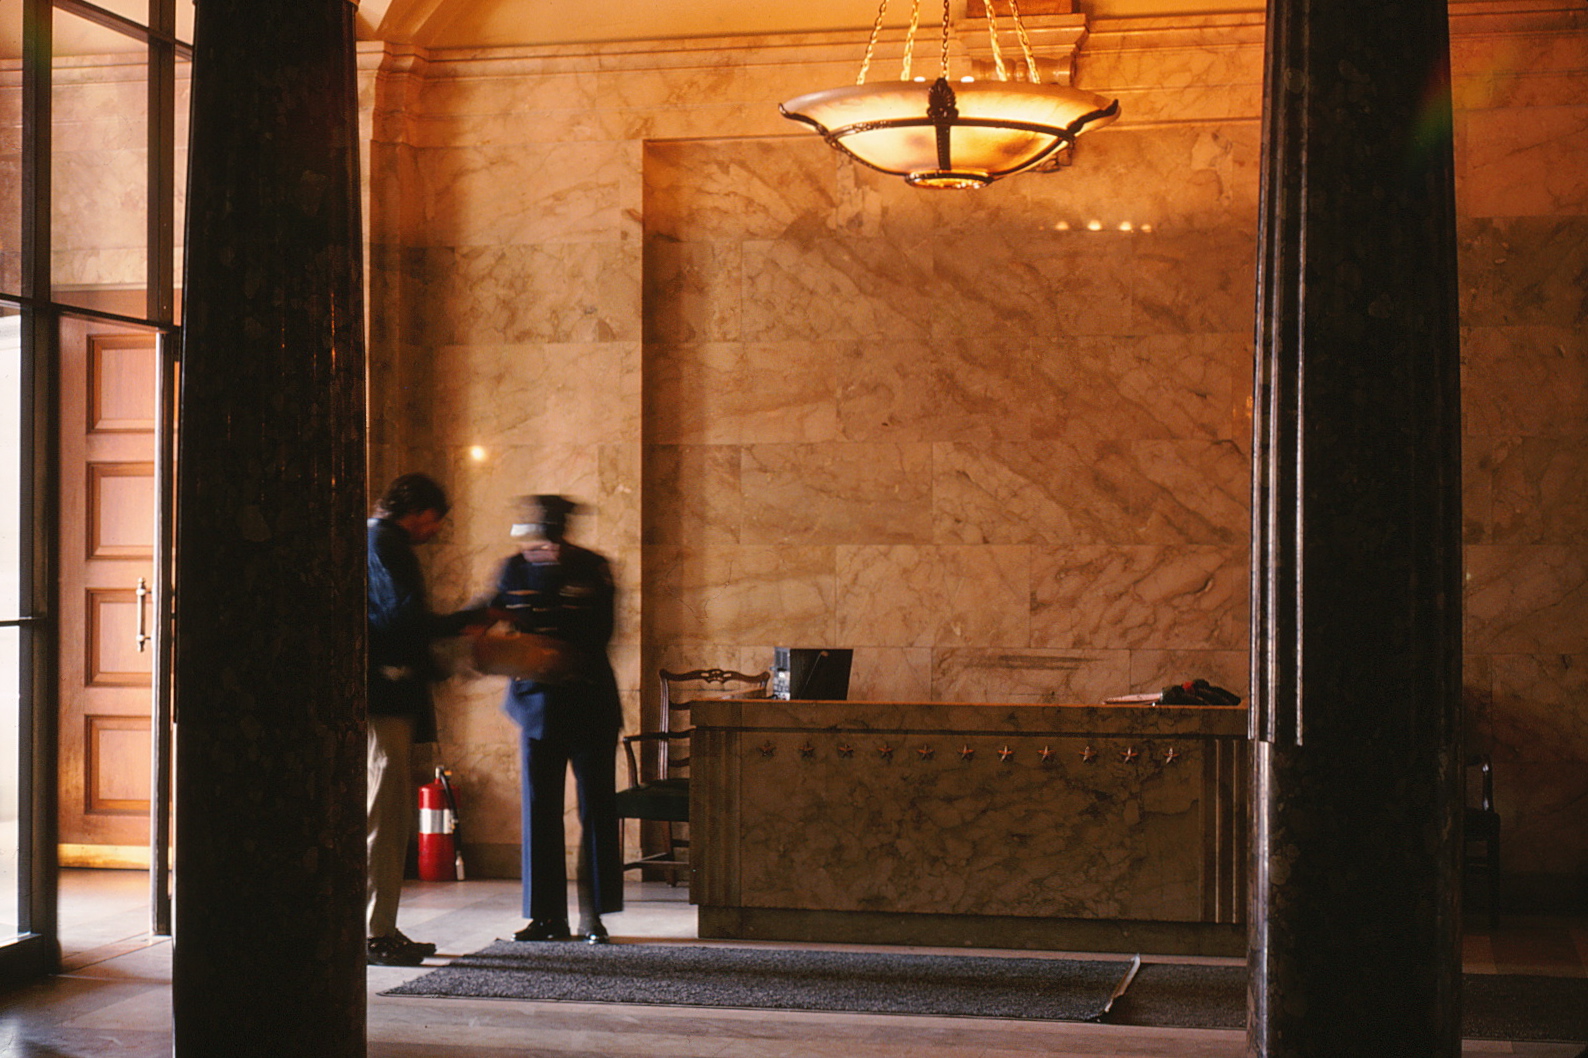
[690,700,1248,955]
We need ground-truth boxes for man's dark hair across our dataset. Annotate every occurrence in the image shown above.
[375,473,449,520]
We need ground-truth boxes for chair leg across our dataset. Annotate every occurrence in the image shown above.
[1487,837,1500,933]
[662,821,679,887]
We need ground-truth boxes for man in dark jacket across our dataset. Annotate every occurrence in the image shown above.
[492,495,623,944]
[366,473,482,966]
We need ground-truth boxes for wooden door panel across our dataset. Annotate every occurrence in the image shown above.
[86,588,153,685]
[87,462,155,559]
[85,716,153,814]
[59,321,159,868]
[89,334,159,431]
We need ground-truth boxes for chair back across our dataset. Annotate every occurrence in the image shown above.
[657,668,770,777]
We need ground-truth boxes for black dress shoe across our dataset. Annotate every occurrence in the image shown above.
[513,919,572,942]
[367,936,424,966]
[393,929,437,957]
[582,922,610,945]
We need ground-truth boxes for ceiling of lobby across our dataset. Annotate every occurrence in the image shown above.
[359,0,1263,48]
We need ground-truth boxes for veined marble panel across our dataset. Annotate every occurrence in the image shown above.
[1459,216,1588,328]
[835,340,1034,445]
[1463,105,1588,218]
[740,442,935,545]
[1450,26,1588,110]
[834,545,1031,649]
[1030,544,1247,650]
[1027,333,1251,443]
[1461,324,1588,438]
[1128,227,1257,336]
[1470,437,1588,545]
[1035,125,1262,235]
[642,445,743,546]
[414,141,641,247]
[643,343,841,446]
[933,439,1248,546]
[929,230,1136,340]
[428,341,640,443]
[1492,761,1588,875]
[644,138,841,244]
[642,241,743,345]
[740,237,937,342]
[1463,651,1495,752]
[643,544,835,645]
[414,242,641,345]
[931,647,1131,703]
[847,646,935,702]
[596,442,644,553]
[1485,652,1588,763]
[1465,544,1588,654]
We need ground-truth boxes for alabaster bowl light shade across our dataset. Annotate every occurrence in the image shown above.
[781,79,1120,189]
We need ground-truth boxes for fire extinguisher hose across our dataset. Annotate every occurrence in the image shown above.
[437,767,466,881]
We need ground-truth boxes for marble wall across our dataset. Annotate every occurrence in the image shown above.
[362,5,1588,904]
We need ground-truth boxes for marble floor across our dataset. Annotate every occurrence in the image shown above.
[0,869,1584,1057]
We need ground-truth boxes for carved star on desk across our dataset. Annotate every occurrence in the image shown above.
[959,745,976,761]
[916,746,935,760]
[998,745,1015,763]
[877,743,894,760]
[1163,746,1179,764]
[1120,746,1139,764]
[1038,745,1055,763]
[799,742,816,759]
[837,743,854,758]
[1079,745,1097,763]
[758,741,776,758]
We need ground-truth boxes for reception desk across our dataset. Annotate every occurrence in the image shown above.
[690,700,1248,955]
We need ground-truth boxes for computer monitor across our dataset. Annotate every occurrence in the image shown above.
[773,647,853,700]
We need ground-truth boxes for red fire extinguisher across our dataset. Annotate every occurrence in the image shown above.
[418,766,464,882]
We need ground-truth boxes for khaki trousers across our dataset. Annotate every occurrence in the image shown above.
[367,713,415,939]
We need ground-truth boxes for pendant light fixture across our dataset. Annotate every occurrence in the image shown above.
[780,0,1119,190]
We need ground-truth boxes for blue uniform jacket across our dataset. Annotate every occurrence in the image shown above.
[493,543,622,744]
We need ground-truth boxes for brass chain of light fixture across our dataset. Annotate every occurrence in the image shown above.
[939,0,952,78]
[860,0,1043,88]
[901,0,923,81]
[985,1,1010,82]
[1007,0,1043,84]
[856,0,890,85]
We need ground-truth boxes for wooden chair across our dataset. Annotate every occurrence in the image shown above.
[614,668,769,884]
[1465,753,1502,931]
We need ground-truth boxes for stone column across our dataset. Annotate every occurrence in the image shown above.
[1248,0,1463,1054]
[172,2,366,1055]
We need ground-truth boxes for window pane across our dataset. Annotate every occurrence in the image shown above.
[173,50,187,322]
[0,0,21,298]
[0,304,20,945]
[0,624,18,945]
[0,305,17,621]
[75,1,148,27]
[52,10,148,316]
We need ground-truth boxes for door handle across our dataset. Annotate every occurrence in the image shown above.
[136,577,151,653]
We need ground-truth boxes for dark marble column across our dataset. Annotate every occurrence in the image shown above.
[172,2,365,1055]
[1248,0,1463,1055]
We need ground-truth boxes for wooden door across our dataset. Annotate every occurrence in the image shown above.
[58,321,159,868]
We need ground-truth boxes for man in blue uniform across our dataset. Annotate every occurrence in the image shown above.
[493,495,623,943]
[366,473,483,966]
